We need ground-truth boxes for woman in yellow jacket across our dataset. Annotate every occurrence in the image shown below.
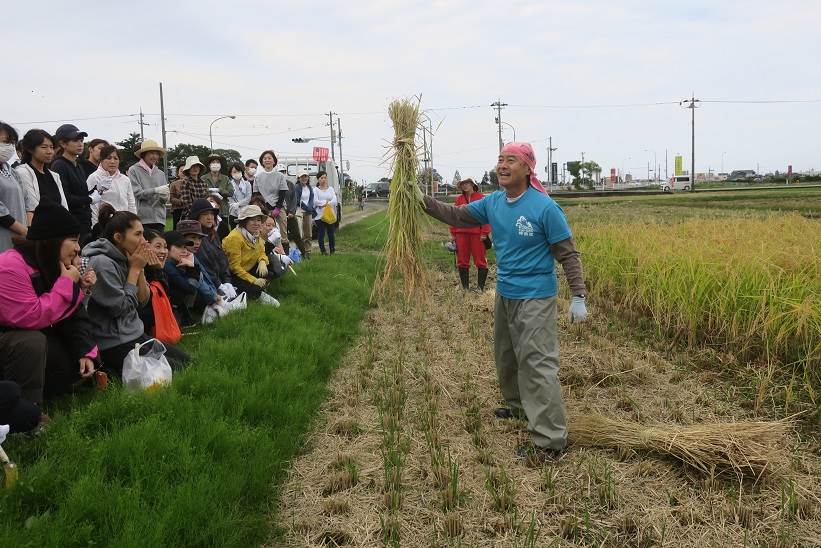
[222,205,279,306]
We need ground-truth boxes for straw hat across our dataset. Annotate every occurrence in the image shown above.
[459,178,479,192]
[181,155,205,174]
[237,204,266,221]
[135,139,166,158]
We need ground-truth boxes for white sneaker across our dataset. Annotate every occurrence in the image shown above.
[258,292,280,307]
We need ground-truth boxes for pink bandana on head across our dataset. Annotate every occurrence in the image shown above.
[500,142,546,193]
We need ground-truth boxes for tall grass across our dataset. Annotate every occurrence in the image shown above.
[0,214,386,547]
[576,214,820,395]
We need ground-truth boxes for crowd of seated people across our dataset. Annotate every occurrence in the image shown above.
[0,121,340,434]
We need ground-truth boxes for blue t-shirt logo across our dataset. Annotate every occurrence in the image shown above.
[465,187,572,300]
[516,216,534,237]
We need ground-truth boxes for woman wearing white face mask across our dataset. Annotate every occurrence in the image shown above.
[202,155,232,218]
[86,145,137,225]
[228,162,252,228]
[0,122,29,252]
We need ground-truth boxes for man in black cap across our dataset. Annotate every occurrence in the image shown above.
[51,124,98,237]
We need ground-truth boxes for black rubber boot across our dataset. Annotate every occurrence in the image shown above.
[458,267,470,290]
[477,267,488,292]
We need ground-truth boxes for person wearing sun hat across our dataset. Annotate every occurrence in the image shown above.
[420,141,588,462]
[186,199,233,296]
[450,178,491,291]
[221,205,279,306]
[178,155,208,219]
[126,139,170,232]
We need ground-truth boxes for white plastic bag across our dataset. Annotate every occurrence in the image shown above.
[225,292,247,313]
[201,301,228,325]
[122,339,172,392]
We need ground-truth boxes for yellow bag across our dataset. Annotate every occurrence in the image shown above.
[321,204,337,224]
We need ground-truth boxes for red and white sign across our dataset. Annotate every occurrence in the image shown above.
[312,147,329,162]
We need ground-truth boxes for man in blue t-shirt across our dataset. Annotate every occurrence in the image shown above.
[422,142,588,460]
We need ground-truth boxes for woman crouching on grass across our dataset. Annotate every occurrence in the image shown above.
[83,210,189,375]
[0,201,98,408]
[222,205,279,306]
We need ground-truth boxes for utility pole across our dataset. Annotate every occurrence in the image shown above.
[327,111,336,161]
[665,148,668,180]
[681,95,700,191]
[420,126,429,196]
[580,152,585,183]
[159,83,168,176]
[490,99,508,153]
[337,117,345,189]
[138,107,148,141]
[547,136,557,187]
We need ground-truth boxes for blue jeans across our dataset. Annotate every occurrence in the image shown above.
[315,220,335,253]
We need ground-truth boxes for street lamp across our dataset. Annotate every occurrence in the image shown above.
[209,115,236,150]
[643,149,657,181]
[500,121,516,141]
[621,157,631,185]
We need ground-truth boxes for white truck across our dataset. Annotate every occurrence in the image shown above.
[661,175,691,192]
[275,156,342,199]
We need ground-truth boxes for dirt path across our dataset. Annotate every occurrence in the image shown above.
[272,230,820,547]
[340,201,387,229]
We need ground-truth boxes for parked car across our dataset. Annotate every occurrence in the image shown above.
[661,175,691,192]
[364,181,390,197]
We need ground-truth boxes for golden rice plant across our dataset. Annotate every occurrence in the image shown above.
[575,214,820,396]
[373,98,426,301]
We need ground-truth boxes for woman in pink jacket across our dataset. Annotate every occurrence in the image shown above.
[450,178,491,291]
[0,201,98,405]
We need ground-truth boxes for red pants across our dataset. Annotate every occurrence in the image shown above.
[454,233,488,268]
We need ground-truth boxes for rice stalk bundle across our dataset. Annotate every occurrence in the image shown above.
[569,414,789,479]
[373,98,426,301]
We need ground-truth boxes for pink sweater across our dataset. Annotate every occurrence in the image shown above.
[0,249,84,329]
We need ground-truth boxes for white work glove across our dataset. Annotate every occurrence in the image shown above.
[257,260,268,278]
[568,296,588,324]
[279,254,293,267]
[154,184,170,198]
[218,283,237,300]
[253,278,267,288]
[89,190,103,205]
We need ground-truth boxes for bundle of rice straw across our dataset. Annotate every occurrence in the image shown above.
[373,98,426,301]
[570,414,788,479]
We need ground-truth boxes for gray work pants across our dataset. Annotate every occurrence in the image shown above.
[494,294,567,450]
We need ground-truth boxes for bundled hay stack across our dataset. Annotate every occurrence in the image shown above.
[570,414,789,479]
[373,98,426,301]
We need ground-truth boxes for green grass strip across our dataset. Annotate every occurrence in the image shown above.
[0,212,388,547]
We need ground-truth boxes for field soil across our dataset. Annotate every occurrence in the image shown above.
[272,223,820,546]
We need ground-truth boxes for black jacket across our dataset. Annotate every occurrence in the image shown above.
[29,270,97,363]
[51,156,92,231]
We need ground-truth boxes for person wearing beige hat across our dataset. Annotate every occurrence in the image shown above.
[221,205,279,306]
[126,139,170,231]
[178,155,208,219]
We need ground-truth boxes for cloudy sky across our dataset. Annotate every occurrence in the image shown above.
[6,0,820,183]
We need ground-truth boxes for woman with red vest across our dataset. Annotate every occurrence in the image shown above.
[450,178,491,291]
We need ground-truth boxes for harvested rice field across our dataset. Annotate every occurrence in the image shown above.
[272,202,821,547]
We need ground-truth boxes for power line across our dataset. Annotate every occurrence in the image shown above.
[701,98,821,104]
[507,101,680,109]
[10,113,138,125]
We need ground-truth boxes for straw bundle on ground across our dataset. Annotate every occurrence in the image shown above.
[570,414,789,479]
[373,98,426,301]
